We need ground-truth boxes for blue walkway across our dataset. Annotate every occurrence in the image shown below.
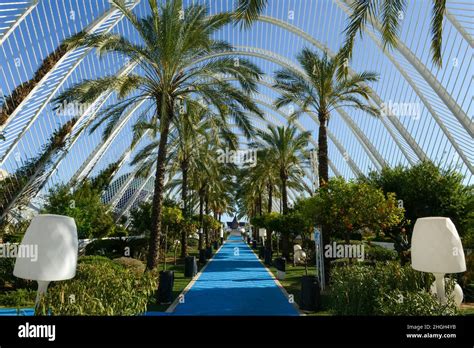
[172,235,299,316]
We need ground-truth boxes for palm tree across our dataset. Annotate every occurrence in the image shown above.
[273,48,379,187]
[166,101,236,257]
[255,125,310,214]
[341,0,446,67]
[274,48,379,279]
[54,0,263,271]
[234,0,446,67]
[253,124,310,259]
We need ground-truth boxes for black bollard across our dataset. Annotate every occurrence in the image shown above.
[264,248,273,265]
[205,246,213,259]
[157,270,174,304]
[184,256,197,278]
[300,275,321,311]
[199,249,206,264]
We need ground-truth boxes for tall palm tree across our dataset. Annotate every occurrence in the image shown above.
[54,0,263,270]
[274,48,379,279]
[166,101,236,257]
[255,125,310,214]
[253,124,310,259]
[273,48,379,187]
[234,0,446,67]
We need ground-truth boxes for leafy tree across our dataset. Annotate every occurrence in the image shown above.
[297,177,404,280]
[42,181,117,239]
[299,177,404,242]
[362,161,474,248]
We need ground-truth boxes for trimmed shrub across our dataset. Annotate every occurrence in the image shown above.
[38,256,156,315]
[0,258,35,291]
[377,287,458,316]
[113,257,145,274]
[0,289,36,307]
[84,237,148,260]
[366,244,398,262]
[328,262,435,315]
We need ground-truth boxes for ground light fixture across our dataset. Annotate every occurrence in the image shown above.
[13,214,78,307]
[411,217,466,304]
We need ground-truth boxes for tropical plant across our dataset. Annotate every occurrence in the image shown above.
[273,48,379,187]
[0,119,76,220]
[53,0,263,271]
[253,124,311,215]
[340,0,447,67]
[165,101,236,256]
[0,42,69,125]
[328,262,437,315]
[233,0,446,67]
[89,160,120,192]
[37,256,156,315]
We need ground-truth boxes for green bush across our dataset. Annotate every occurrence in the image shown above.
[366,244,398,261]
[0,258,35,291]
[377,288,458,316]
[38,256,156,315]
[328,262,435,315]
[0,289,36,307]
[84,237,148,260]
[460,253,474,302]
[113,257,145,274]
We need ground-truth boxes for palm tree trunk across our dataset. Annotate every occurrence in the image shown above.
[281,177,288,214]
[198,189,204,250]
[318,111,331,283]
[180,158,188,258]
[317,113,329,186]
[267,183,273,213]
[205,193,210,247]
[258,191,263,216]
[266,229,272,251]
[280,175,290,259]
[146,116,171,271]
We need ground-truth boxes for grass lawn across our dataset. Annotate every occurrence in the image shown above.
[146,242,211,312]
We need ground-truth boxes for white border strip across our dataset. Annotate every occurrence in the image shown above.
[165,242,225,313]
[247,242,304,316]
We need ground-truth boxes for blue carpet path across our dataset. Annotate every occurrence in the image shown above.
[171,235,299,316]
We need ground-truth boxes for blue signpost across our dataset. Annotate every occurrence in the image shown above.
[314,227,325,291]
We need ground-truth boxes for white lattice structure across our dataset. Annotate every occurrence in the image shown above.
[0,0,471,223]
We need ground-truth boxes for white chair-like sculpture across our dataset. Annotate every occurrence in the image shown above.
[293,244,307,266]
[411,217,466,306]
[14,214,78,307]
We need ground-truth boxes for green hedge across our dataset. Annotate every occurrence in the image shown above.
[38,256,156,315]
[327,262,458,315]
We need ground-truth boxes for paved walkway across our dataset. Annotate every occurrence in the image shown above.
[171,235,299,316]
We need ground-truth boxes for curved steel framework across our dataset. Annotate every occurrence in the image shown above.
[0,0,472,221]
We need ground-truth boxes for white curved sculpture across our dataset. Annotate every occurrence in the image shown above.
[430,281,464,308]
[14,214,78,305]
[411,217,466,304]
[293,244,307,265]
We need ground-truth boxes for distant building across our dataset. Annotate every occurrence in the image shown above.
[226,216,245,232]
